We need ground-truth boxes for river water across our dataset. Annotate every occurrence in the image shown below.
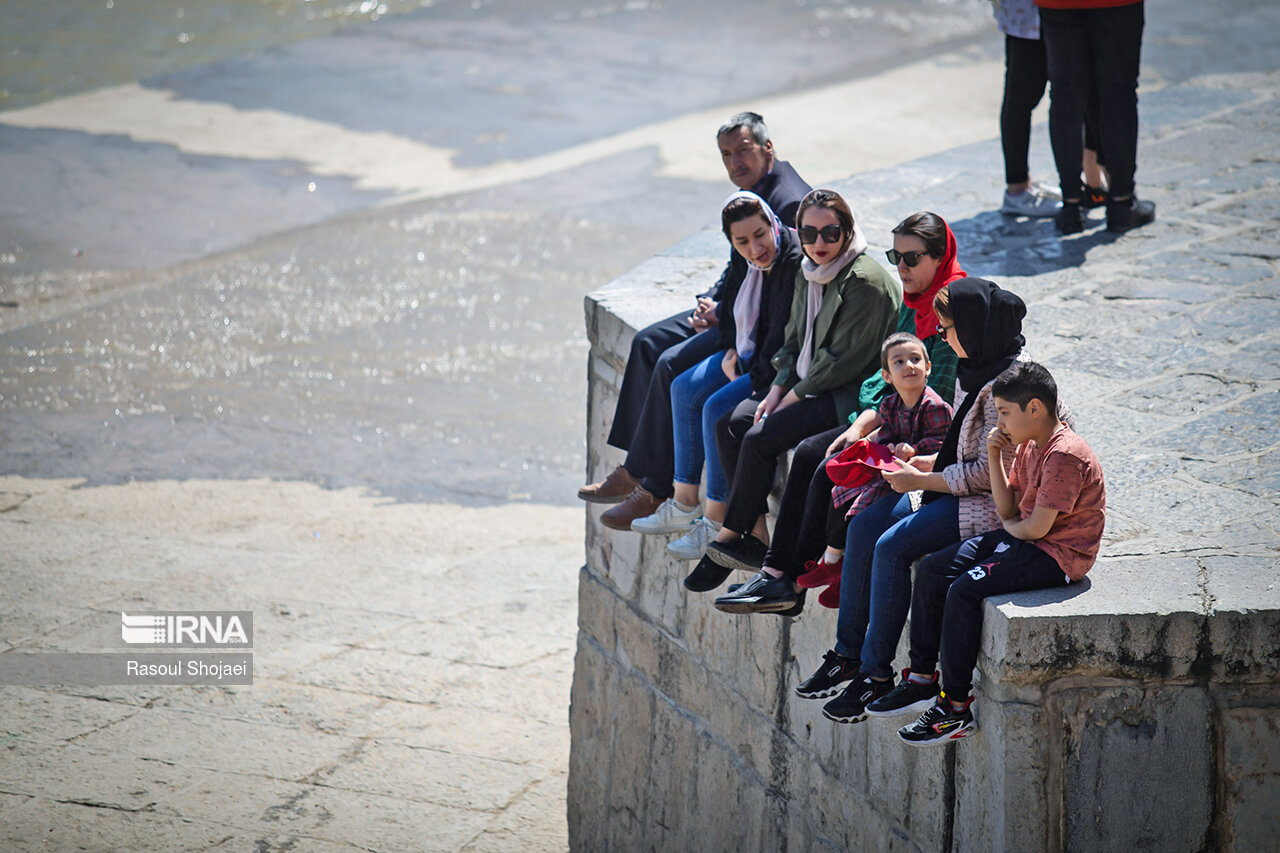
[2,0,1008,505]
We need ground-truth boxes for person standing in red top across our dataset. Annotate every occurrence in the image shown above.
[1037,0,1156,234]
[870,361,1105,746]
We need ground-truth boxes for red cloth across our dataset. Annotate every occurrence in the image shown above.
[902,219,966,341]
[825,440,902,488]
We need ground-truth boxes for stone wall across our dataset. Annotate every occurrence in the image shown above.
[568,217,1280,851]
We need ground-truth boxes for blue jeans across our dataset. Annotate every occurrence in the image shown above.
[670,352,750,503]
[835,493,961,675]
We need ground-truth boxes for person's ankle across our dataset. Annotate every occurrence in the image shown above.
[762,566,783,579]
[907,670,933,685]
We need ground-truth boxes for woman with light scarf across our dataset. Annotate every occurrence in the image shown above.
[685,189,902,593]
[629,192,803,561]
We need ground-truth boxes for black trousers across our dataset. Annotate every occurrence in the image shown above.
[761,426,850,579]
[1040,2,1144,201]
[716,392,838,535]
[1001,34,1049,186]
[909,530,1068,701]
[609,311,720,500]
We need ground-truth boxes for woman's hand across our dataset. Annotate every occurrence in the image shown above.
[882,459,932,493]
[910,452,937,472]
[891,442,915,461]
[690,297,719,332]
[774,388,802,414]
[721,348,739,381]
[753,385,785,425]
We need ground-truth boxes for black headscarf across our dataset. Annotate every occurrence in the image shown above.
[931,278,1027,476]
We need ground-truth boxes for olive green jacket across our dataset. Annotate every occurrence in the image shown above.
[771,252,902,421]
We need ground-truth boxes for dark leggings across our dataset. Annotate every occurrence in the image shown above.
[1041,2,1145,200]
[909,530,1068,700]
[716,393,839,535]
[760,426,850,579]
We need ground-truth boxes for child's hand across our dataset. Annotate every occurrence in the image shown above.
[892,442,915,460]
[987,426,1012,454]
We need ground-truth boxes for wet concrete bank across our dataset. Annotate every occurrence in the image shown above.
[571,66,1280,852]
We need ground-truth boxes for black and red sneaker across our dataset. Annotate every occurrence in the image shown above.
[897,694,976,747]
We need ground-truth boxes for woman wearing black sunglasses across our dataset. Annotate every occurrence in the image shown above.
[712,211,966,615]
[683,188,901,591]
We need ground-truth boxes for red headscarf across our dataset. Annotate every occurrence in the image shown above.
[902,218,966,341]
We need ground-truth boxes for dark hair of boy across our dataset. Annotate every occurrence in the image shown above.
[879,331,927,371]
[992,361,1058,411]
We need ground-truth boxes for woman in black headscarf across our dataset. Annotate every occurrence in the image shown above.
[797,278,1040,719]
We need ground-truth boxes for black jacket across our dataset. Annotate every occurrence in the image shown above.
[715,225,803,392]
[703,159,812,302]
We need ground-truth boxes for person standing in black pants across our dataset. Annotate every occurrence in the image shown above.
[1038,0,1156,234]
[579,112,812,529]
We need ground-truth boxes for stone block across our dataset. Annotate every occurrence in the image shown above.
[1220,699,1280,853]
[1059,685,1213,851]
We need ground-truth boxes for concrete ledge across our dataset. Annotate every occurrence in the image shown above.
[571,69,1280,852]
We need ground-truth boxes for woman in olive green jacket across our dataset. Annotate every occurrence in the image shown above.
[684,188,902,592]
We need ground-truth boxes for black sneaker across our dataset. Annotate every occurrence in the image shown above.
[1055,201,1086,234]
[865,670,941,717]
[897,696,976,747]
[1084,184,1108,209]
[1106,196,1156,233]
[713,571,798,614]
[822,675,892,724]
[705,534,768,572]
[683,554,733,592]
[774,589,806,618]
[794,649,859,699]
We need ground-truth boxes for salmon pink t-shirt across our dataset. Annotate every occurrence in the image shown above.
[1009,428,1106,581]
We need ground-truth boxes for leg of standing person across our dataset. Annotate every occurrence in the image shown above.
[1040,6,1090,234]
[1089,2,1156,232]
[1000,33,1060,218]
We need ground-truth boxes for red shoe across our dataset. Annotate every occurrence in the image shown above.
[796,556,842,589]
[818,578,842,609]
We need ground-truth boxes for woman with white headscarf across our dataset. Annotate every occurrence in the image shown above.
[690,188,902,592]
[629,191,803,561]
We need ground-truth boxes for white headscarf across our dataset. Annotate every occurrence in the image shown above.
[795,207,868,379]
[723,190,782,363]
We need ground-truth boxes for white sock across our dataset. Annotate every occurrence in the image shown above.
[907,671,933,685]
[674,500,697,513]
[823,548,843,565]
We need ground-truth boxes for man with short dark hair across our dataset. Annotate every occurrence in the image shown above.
[579,112,811,531]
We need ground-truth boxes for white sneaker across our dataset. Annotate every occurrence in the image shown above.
[1001,187,1062,218]
[631,498,701,534]
[667,516,720,560]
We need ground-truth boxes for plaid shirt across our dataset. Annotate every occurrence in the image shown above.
[832,385,953,516]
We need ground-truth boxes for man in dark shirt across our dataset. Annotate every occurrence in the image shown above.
[579,112,812,530]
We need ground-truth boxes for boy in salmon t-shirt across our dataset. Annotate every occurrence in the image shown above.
[865,360,1105,745]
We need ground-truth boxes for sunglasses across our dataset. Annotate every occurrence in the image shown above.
[886,249,931,267]
[798,225,843,245]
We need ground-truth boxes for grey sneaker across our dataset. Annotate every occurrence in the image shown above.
[631,498,700,534]
[1001,187,1062,218]
[667,516,718,559]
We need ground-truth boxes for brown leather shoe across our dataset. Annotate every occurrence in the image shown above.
[578,465,640,504]
[600,487,662,531]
